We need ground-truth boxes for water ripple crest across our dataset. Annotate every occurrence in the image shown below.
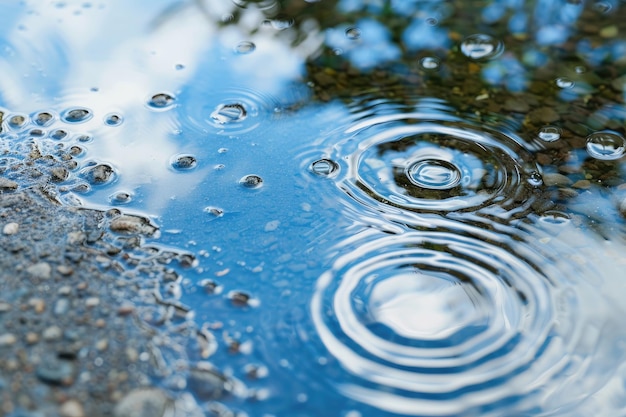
[310,226,625,415]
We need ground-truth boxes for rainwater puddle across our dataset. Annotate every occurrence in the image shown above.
[1,1,626,416]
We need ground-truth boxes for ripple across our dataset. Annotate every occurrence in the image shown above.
[310,226,624,415]
[183,87,281,136]
[325,112,540,219]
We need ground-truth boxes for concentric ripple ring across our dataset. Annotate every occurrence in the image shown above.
[332,113,541,218]
[310,227,621,415]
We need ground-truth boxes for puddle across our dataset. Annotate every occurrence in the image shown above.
[2,0,626,416]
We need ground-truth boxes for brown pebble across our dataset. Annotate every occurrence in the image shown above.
[0,177,18,190]
[528,107,560,124]
[57,265,74,276]
[0,333,17,346]
[59,400,85,417]
[25,332,39,345]
[572,179,591,189]
[29,298,46,313]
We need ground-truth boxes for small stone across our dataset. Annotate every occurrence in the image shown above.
[187,364,232,400]
[572,179,591,189]
[114,388,173,417]
[42,325,63,341]
[67,231,86,244]
[528,107,560,124]
[503,98,530,113]
[95,338,108,351]
[0,333,17,346]
[54,299,70,316]
[0,301,11,312]
[57,265,74,276]
[26,262,52,279]
[50,167,69,182]
[0,177,18,190]
[60,400,85,417]
[85,297,100,308]
[36,356,74,386]
[543,173,573,187]
[600,25,618,38]
[3,222,19,235]
[110,215,158,236]
[29,298,46,313]
[25,332,39,344]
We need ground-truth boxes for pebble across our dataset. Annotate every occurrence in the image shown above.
[59,400,85,417]
[114,387,173,417]
[0,301,11,312]
[26,262,52,279]
[187,364,231,400]
[110,215,157,236]
[36,356,75,386]
[3,222,19,235]
[42,325,63,341]
[543,173,573,187]
[572,179,591,189]
[54,299,70,316]
[0,333,17,346]
[527,107,560,124]
[85,297,100,308]
[57,265,74,276]
[25,332,39,344]
[0,177,18,190]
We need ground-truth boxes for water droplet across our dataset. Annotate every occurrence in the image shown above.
[586,131,626,160]
[228,290,258,307]
[104,113,123,126]
[199,278,222,294]
[77,134,92,143]
[34,112,54,126]
[170,154,197,170]
[537,126,561,142]
[407,159,461,190]
[211,103,247,124]
[239,174,263,189]
[345,27,361,40]
[8,115,26,128]
[310,159,340,177]
[148,93,175,109]
[175,64,185,70]
[50,129,68,140]
[62,108,92,123]
[235,41,256,54]
[110,191,132,204]
[527,171,543,187]
[555,77,574,89]
[593,1,612,13]
[460,34,504,61]
[574,65,586,74]
[425,17,438,26]
[30,129,45,137]
[203,206,224,218]
[270,16,294,30]
[419,56,441,71]
[81,163,116,185]
[540,210,571,224]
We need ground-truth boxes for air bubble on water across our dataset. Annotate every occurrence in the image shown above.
[175,64,185,70]
[30,129,45,137]
[170,154,198,171]
[425,17,438,26]
[586,131,626,160]
[76,134,92,143]
[8,115,26,128]
[211,103,247,124]
[199,279,222,294]
[50,129,68,140]
[460,34,504,61]
[239,174,263,189]
[538,126,561,142]
[228,290,259,307]
[218,148,228,154]
[148,93,176,110]
[419,56,441,71]
[62,108,92,123]
[310,159,340,177]
[345,27,361,40]
[555,77,574,89]
[104,113,123,126]
[34,111,54,126]
[270,16,294,30]
[574,65,586,74]
[540,210,571,225]
[593,1,612,13]
[235,41,256,54]
[109,191,132,204]
[527,171,543,187]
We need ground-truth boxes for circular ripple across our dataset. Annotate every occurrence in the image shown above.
[331,113,540,217]
[182,87,281,136]
[310,228,618,415]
